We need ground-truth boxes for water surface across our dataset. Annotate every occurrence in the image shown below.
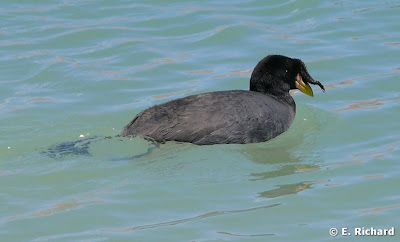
[1,0,400,241]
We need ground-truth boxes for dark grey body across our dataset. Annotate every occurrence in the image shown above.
[120,90,296,145]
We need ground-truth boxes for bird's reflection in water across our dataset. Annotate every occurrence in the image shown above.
[247,147,320,198]
[250,164,320,181]
[238,141,321,198]
[235,105,326,198]
[258,181,314,198]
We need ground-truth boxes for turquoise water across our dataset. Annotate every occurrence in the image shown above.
[1,0,400,241]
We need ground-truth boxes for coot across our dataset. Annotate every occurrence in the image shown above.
[120,55,324,145]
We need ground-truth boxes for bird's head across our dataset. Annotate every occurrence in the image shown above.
[250,55,325,97]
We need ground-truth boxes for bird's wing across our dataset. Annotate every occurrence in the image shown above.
[121,90,292,144]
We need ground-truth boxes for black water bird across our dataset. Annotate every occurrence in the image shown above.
[120,55,325,145]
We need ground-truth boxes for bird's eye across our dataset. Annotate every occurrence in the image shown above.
[285,70,288,73]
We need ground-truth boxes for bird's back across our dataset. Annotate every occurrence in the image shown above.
[120,90,295,144]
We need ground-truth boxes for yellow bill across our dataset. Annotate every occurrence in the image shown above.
[295,74,314,97]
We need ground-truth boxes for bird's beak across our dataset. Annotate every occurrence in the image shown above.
[295,74,313,97]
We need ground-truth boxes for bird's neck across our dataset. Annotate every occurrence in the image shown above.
[274,92,296,112]
[250,87,296,112]
[249,75,295,111]
[249,75,291,97]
